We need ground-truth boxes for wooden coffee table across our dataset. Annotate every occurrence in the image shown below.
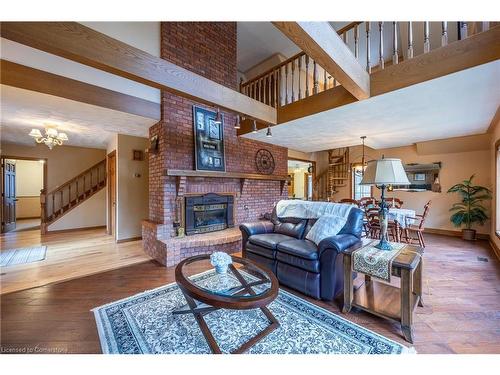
[342,240,424,343]
[173,254,280,354]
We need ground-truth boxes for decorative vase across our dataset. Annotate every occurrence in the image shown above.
[462,228,476,241]
[215,264,228,274]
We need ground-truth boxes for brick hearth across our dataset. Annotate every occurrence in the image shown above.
[142,22,287,267]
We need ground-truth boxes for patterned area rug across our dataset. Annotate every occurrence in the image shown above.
[93,270,414,354]
[0,246,47,267]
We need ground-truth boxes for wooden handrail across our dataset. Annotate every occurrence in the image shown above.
[337,21,362,36]
[240,51,306,89]
[46,159,105,196]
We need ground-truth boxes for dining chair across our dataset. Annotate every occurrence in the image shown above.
[377,198,404,208]
[339,198,360,207]
[358,197,376,210]
[403,201,431,247]
[365,208,399,241]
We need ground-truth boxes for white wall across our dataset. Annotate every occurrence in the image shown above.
[12,159,43,196]
[116,134,149,241]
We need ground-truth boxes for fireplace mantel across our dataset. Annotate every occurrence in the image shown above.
[166,169,289,196]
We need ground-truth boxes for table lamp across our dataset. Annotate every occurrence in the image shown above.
[360,156,410,250]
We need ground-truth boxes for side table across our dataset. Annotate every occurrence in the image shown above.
[342,240,424,343]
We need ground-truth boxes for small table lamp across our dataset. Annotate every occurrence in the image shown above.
[360,157,410,250]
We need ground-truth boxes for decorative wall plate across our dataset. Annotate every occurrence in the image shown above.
[255,149,275,175]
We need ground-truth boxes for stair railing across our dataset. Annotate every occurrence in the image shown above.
[40,159,106,232]
[240,51,337,108]
[340,21,490,72]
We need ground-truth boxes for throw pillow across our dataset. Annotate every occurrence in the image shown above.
[305,215,346,245]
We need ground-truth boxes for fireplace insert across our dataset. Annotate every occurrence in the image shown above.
[185,193,234,235]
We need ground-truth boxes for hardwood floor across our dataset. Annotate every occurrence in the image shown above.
[0,227,150,294]
[1,233,499,354]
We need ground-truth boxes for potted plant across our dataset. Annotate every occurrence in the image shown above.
[447,174,492,240]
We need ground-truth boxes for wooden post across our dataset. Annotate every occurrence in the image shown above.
[291,59,295,102]
[284,63,289,105]
[297,55,302,100]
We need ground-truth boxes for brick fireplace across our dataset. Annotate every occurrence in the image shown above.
[142,22,287,267]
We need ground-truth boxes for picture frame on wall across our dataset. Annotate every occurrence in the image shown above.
[192,105,226,172]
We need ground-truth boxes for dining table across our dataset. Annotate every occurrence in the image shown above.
[387,208,416,229]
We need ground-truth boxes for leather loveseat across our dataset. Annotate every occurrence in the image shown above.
[239,204,364,301]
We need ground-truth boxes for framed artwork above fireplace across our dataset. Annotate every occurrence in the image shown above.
[193,105,226,172]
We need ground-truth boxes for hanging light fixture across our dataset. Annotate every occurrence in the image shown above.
[266,124,272,137]
[29,126,68,150]
[360,135,367,175]
[251,120,258,133]
[234,115,241,129]
[214,108,223,125]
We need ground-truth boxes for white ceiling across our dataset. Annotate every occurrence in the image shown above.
[244,60,500,152]
[0,85,155,149]
[237,22,300,72]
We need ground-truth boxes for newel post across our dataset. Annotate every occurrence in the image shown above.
[40,188,48,234]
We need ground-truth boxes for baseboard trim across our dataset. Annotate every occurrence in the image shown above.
[424,227,490,240]
[45,225,106,234]
[116,236,142,243]
[16,216,41,220]
[489,238,500,261]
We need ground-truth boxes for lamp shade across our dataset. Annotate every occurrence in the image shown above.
[360,158,410,185]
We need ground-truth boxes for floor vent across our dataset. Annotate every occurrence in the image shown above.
[477,256,489,262]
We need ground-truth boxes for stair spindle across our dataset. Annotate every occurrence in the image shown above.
[297,55,302,100]
[305,55,310,97]
[354,24,359,59]
[284,63,289,105]
[441,22,448,47]
[482,22,489,32]
[275,69,280,108]
[460,22,468,40]
[407,22,414,59]
[52,194,55,219]
[378,22,384,69]
[60,191,63,214]
[366,22,371,73]
[69,184,71,206]
[424,22,430,53]
[291,59,296,102]
[267,75,272,106]
[313,60,319,95]
[392,22,398,65]
[323,68,327,92]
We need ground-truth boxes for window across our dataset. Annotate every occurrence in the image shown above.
[353,168,371,200]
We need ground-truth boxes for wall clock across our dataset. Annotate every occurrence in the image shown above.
[255,149,275,175]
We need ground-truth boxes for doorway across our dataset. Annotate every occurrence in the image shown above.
[107,150,116,238]
[1,156,47,233]
[287,159,315,200]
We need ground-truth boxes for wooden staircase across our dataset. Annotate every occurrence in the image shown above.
[40,159,106,233]
[327,147,349,199]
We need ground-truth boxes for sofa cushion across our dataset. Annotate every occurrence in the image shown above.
[245,242,276,260]
[248,233,294,250]
[273,218,307,239]
[277,251,320,273]
[277,239,318,260]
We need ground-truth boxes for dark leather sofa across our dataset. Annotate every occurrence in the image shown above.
[239,206,364,301]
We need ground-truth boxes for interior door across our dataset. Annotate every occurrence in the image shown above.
[2,159,17,232]
[107,152,116,238]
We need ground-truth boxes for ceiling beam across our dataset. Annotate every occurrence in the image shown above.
[273,22,370,100]
[237,86,357,136]
[0,60,161,120]
[371,26,500,97]
[0,22,277,124]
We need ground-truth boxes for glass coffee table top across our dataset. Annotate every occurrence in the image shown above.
[177,255,274,300]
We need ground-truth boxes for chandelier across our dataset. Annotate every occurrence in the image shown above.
[29,127,68,150]
[353,136,368,174]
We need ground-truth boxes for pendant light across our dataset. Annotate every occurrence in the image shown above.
[266,124,272,137]
[234,115,241,129]
[360,135,367,175]
[251,120,258,133]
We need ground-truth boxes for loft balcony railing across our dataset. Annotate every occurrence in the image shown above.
[240,22,493,107]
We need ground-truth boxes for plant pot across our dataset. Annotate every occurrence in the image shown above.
[462,229,476,241]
